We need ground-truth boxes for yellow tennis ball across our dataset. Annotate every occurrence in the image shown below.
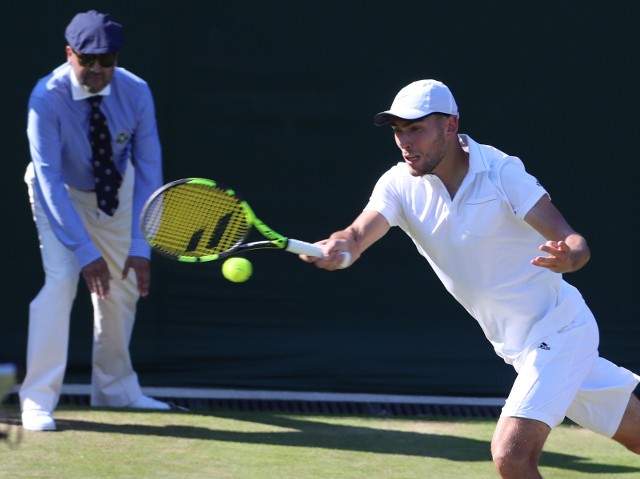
[222,257,253,283]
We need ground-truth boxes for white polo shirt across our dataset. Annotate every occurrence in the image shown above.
[365,134,586,364]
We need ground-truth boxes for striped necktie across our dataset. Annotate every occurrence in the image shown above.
[88,96,122,216]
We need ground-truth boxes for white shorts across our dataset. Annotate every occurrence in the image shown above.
[502,308,640,437]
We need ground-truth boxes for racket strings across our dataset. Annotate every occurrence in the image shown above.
[143,183,249,258]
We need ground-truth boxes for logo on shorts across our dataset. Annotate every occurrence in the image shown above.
[538,342,550,351]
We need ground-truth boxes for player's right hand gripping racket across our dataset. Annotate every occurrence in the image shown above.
[141,178,350,267]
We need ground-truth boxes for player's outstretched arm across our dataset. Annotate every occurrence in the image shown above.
[302,210,390,271]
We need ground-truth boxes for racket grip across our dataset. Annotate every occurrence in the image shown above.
[286,239,351,269]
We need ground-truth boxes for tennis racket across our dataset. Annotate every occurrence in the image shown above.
[140,178,350,267]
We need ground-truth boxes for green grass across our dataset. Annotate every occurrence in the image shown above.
[1,404,639,478]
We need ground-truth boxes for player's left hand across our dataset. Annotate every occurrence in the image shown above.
[123,256,151,297]
[531,240,573,273]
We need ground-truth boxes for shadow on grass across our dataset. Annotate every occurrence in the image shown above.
[31,409,640,475]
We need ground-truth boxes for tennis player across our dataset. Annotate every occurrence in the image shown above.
[301,79,640,478]
[21,10,168,431]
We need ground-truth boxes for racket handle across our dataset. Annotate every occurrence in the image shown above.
[286,239,351,269]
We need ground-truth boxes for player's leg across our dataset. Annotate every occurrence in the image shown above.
[491,416,550,479]
[565,355,640,451]
[497,309,600,477]
[612,393,640,454]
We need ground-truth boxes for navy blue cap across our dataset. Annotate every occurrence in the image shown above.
[65,10,124,54]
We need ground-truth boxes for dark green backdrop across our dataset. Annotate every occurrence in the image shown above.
[3,1,639,397]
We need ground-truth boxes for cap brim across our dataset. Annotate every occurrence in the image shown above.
[76,47,120,54]
[373,108,433,126]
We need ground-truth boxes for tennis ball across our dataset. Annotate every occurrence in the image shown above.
[222,257,253,283]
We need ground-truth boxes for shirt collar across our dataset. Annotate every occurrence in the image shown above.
[69,69,111,101]
[458,134,489,174]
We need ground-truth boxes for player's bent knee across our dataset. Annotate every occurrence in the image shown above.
[491,432,546,478]
[492,452,537,478]
[492,443,538,477]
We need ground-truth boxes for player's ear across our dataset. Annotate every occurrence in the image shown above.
[445,115,458,134]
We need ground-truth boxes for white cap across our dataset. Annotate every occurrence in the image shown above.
[373,79,459,126]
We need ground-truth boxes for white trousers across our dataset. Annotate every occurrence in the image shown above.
[20,163,144,412]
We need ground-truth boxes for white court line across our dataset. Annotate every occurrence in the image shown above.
[10,384,505,407]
